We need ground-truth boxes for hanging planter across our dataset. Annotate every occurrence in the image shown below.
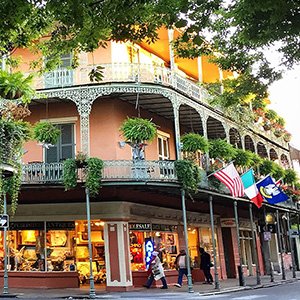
[273,129,284,138]
[0,70,35,102]
[283,132,291,142]
[262,121,272,131]
[120,117,157,160]
[33,121,60,145]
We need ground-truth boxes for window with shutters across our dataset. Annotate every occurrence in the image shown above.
[45,124,75,163]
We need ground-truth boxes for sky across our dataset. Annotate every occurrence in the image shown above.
[269,65,300,149]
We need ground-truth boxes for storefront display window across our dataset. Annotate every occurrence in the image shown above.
[198,227,219,266]
[129,223,179,271]
[0,220,106,285]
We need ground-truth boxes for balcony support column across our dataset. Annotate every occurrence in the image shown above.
[173,100,182,159]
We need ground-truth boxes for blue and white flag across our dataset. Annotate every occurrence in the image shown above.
[256,175,289,205]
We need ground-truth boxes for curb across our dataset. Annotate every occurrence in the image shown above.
[200,278,299,296]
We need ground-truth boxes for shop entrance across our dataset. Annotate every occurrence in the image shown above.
[221,227,236,278]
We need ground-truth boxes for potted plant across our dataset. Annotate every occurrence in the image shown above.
[120,117,157,160]
[283,131,292,143]
[208,139,237,163]
[33,121,61,145]
[233,149,253,168]
[0,70,35,102]
[181,133,209,162]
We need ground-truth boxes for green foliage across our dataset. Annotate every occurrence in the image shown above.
[259,159,273,176]
[63,158,78,191]
[89,66,105,82]
[120,117,157,144]
[249,152,262,167]
[233,149,253,168]
[86,158,104,197]
[271,162,285,181]
[0,71,35,103]
[284,169,298,185]
[209,139,236,162]
[2,164,22,214]
[264,109,278,122]
[0,119,31,164]
[181,133,209,153]
[175,160,202,194]
[63,156,104,197]
[33,121,60,145]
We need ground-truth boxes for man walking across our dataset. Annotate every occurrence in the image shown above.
[174,249,189,288]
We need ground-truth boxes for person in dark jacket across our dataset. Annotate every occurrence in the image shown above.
[199,247,213,284]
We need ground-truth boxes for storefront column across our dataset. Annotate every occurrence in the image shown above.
[104,221,133,291]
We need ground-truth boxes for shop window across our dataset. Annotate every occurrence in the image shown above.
[240,230,254,266]
[188,228,199,267]
[45,123,75,163]
[158,131,170,160]
[198,227,219,267]
[129,224,179,271]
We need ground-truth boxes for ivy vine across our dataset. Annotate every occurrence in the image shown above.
[175,159,202,194]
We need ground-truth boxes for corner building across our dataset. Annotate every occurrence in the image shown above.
[1,28,298,291]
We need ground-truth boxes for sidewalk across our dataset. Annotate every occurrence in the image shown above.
[1,271,299,299]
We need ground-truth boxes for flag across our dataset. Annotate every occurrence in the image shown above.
[241,169,263,208]
[213,163,244,197]
[256,175,289,205]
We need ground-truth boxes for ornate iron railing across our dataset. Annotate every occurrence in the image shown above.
[32,63,211,105]
[21,161,297,209]
[21,160,177,184]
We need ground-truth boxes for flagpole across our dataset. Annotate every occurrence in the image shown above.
[234,200,245,286]
[249,203,261,285]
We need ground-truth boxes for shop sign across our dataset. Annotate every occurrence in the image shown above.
[145,237,154,270]
[220,218,235,227]
[129,223,151,231]
[263,231,272,241]
[152,224,177,232]
[289,229,300,238]
[46,221,75,230]
[9,222,44,230]
[129,223,178,232]
[0,214,9,228]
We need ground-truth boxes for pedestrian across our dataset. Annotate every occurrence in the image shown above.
[143,251,168,289]
[174,249,189,288]
[199,247,213,284]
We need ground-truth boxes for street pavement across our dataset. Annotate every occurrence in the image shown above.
[0,270,299,299]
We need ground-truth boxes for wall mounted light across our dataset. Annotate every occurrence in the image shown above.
[118,141,126,148]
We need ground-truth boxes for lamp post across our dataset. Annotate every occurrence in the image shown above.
[85,187,96,299]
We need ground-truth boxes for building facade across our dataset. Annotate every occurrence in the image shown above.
[0,28,299,290]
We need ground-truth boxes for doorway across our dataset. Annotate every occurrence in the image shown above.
[221,227,236,278]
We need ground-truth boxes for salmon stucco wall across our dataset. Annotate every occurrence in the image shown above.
[89,98,176,160]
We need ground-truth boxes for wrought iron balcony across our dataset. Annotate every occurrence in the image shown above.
[21,161,297,209]
[21,160,178,185]
[32,63,211,106]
